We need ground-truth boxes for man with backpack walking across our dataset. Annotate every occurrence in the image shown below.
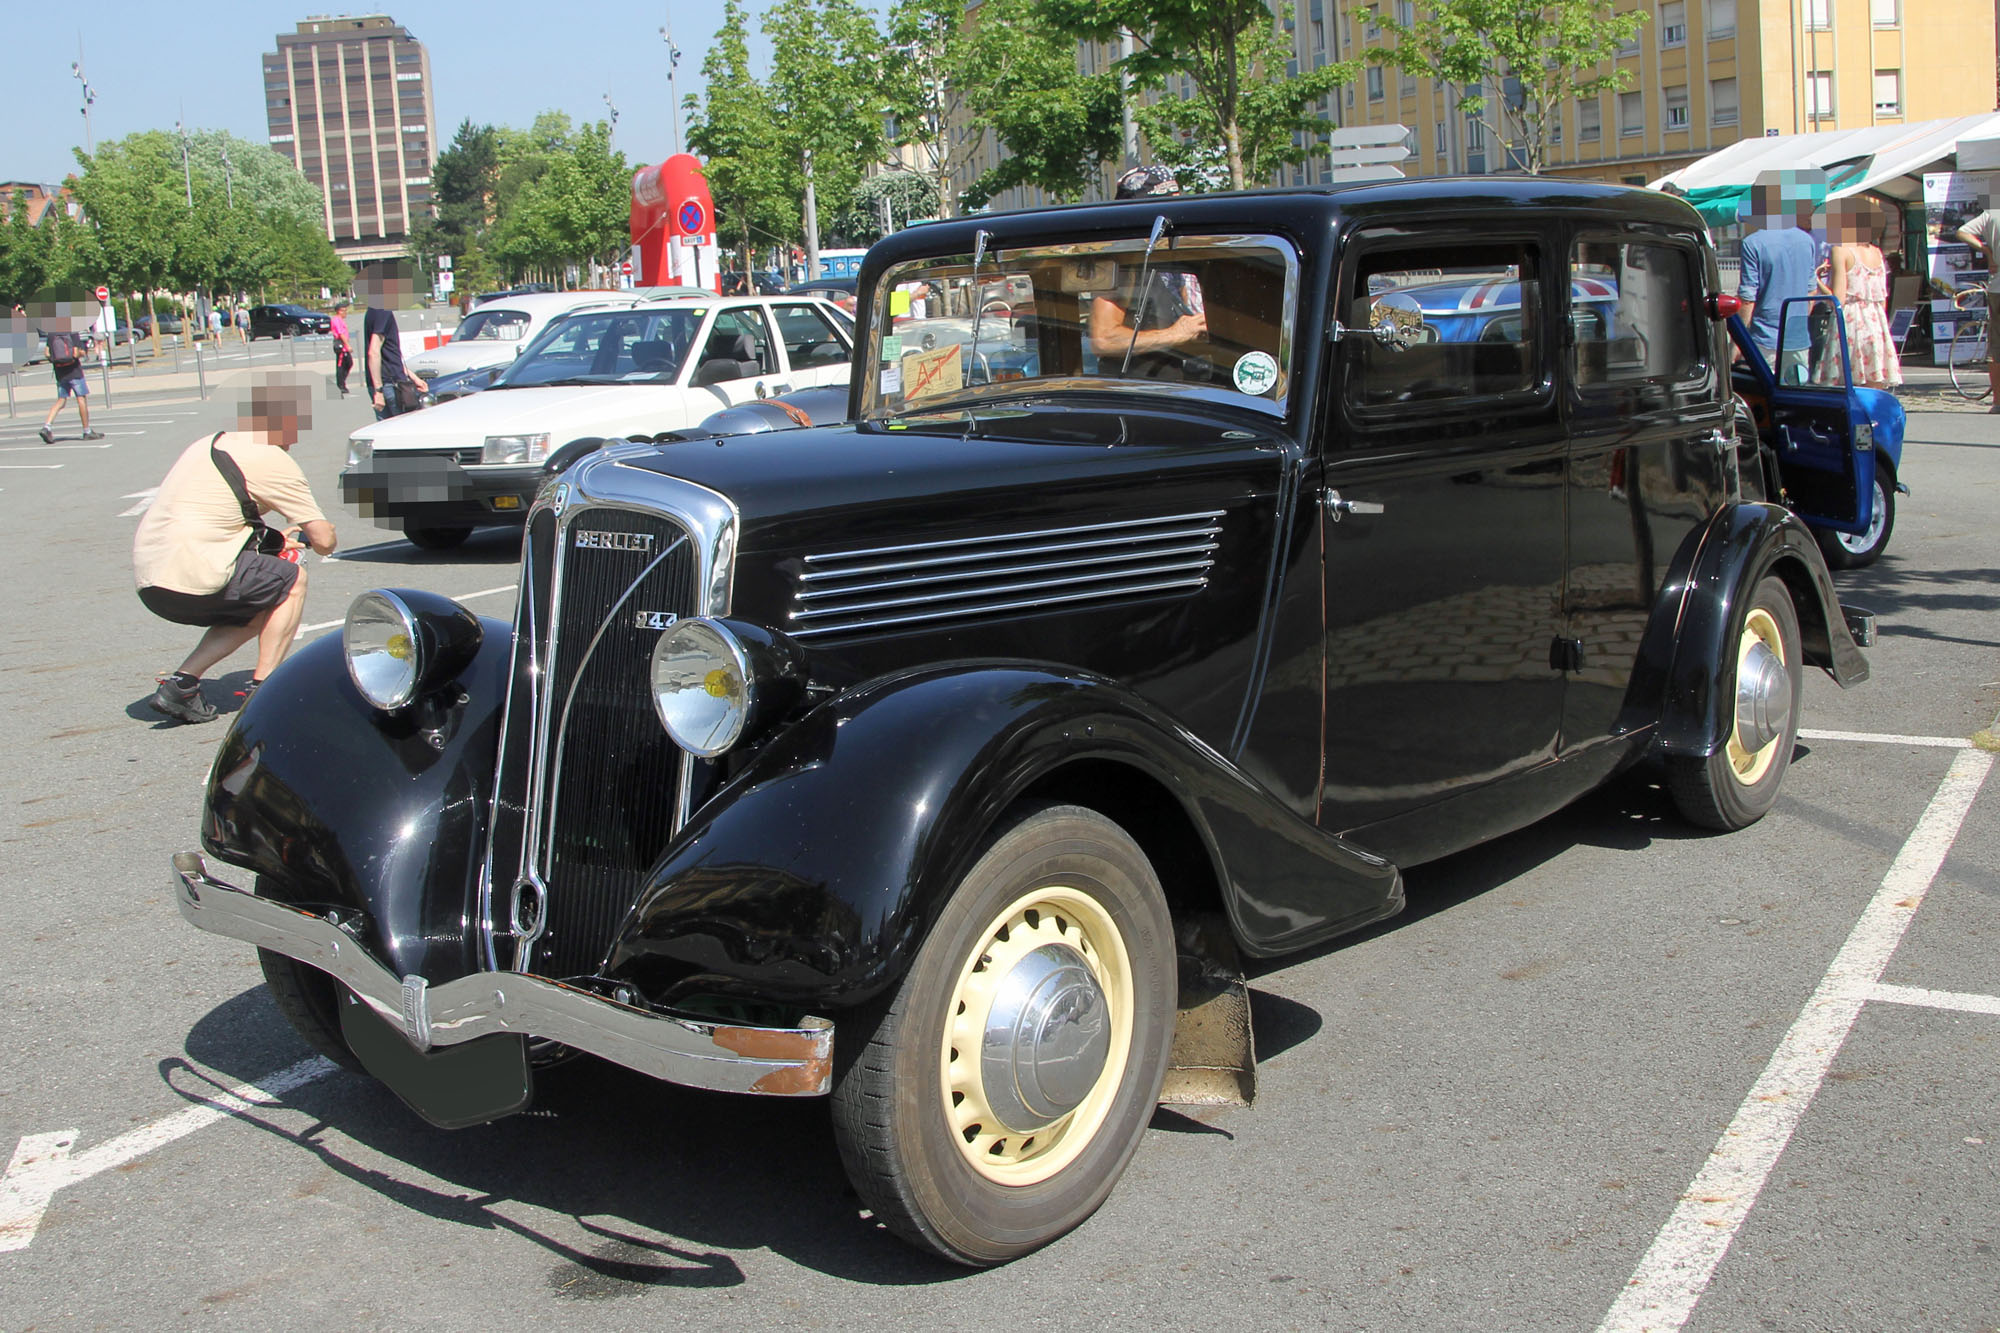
[38,317,103,443]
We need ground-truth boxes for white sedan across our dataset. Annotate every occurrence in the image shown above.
[404,290,643,381]
[343,294,854,549]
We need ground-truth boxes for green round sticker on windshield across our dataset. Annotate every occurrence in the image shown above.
[1232,351,1280,396]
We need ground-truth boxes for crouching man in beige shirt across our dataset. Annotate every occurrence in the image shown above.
[133,377,337,723]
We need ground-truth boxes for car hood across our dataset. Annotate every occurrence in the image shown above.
[610,400,1287,542]
[407,341,517,376]
[351,382,706,450]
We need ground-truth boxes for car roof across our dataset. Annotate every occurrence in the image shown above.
[468,290,639,317]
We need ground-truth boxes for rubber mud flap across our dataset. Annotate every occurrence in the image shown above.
[338,992,533,1129]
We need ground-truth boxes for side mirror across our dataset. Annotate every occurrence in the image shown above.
[1367,292,1434,351]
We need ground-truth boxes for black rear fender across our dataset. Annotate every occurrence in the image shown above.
[1630,503,1868,761]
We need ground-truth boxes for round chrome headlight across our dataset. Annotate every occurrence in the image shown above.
[650,619,753,756]
[344,591,422,709]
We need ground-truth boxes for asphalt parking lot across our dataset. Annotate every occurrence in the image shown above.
[0,364,1994,1331]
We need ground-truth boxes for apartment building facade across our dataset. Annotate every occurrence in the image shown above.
[950,0,1995,208]
[1293,0,1996,186]
[262,14,437,263]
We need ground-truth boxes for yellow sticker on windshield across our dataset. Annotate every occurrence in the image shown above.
[901,344,962,402]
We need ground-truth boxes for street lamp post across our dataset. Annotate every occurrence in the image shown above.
[659,21,684,157]
[70,57,96,156]
[603,92,619,150]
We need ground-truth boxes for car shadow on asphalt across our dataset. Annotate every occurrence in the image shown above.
[1832,558,2000,649]
[328,528,524,566]
[175,987,975,1288]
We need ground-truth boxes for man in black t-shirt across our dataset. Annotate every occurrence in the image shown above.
[363,305,428,420]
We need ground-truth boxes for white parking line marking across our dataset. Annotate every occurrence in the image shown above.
[0,443,114,452]
[1798,728,1974,749]
[119,488,159,517]
[1597,747,1994,1333]
[293,585,515,638]
[1865,982,2000,1016]
[0,1056,335,1254]
[0,464,62,470]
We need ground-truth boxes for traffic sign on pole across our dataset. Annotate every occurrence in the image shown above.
[94,286,109,303]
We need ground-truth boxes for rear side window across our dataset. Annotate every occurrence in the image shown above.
[1570,239,1704,390]
[1346,242,1543,408]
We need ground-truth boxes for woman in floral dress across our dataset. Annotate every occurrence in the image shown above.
[1819,199,1902,389]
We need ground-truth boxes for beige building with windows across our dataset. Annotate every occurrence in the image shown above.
[951,0,1995,207]
[1294,0,1996,186]
[262,14,437,263]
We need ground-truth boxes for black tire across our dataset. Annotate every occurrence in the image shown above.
[404,525,473,551]
[1815,465,1895,570]
[830,803,1176,1266]
[1667,576,1803,831]
[257,947,365,1074]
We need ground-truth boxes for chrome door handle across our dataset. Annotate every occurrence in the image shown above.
[1323,488,1385,522]
[1703,428,1732,451]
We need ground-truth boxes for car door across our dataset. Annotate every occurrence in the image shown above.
[1738,296,1875,535]
[769,301,853,388]
[1560,231,1731,753]
[1317,228,1567,852]
[682,306,782,407]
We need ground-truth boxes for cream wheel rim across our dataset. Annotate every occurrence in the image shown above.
[940,884,1134,1186]
[1726,606,1788,786]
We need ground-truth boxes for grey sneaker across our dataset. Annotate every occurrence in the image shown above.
[37,425,54,443]
[149,677,218,724]
[80,428,104,440]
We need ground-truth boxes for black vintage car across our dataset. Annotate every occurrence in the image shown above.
[173,180,1872,1266]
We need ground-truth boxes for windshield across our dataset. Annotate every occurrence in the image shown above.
[865,233,1297,420]
[455,308,531,342]
[497,307,708,388]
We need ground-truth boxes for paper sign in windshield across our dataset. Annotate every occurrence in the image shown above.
[901,344,963,402]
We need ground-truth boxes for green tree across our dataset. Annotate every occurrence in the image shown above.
[183,130,324,226]
[68,133,192,326]
[766,0,889,268]
[958,0,1125,208]
[836,169,939,243]
[1378,0,1646,174]
[0,191,53,308]
[1040,0,1358,191]
[688,0,797,273]
[491,121,630,283]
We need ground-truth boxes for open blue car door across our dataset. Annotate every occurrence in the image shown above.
[1728,295,1875,535]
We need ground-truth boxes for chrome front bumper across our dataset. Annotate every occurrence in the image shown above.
[172,852,834,1096]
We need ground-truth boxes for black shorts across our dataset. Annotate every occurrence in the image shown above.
[139,549,299,628]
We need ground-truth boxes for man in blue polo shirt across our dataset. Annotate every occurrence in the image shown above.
[1736,170,1823,383]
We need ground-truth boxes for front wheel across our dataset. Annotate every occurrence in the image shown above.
[1950,320,1991,401]
[1667,577,1803,831]
[830,803,1176,1266]
[1816,467,1895,569]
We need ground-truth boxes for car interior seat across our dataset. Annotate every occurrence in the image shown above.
[628,340,678,377]
[691,332,762,386]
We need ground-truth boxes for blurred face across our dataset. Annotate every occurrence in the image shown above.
[236,376,315,446]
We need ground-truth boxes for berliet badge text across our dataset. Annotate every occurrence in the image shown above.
[574,530,656,552]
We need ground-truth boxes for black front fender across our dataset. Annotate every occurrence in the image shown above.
[199,618,513,983]
[605,664,1401,1008]
[1631,503,1868,760]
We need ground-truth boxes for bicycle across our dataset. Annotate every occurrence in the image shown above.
[1948,286,1991,401]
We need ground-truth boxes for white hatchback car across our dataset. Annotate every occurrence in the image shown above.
[343,294,854,549]
[404,291,634,382]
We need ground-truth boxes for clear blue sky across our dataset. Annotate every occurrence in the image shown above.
[9,0,758,185]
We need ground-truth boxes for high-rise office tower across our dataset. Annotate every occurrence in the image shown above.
[263,14,436,263]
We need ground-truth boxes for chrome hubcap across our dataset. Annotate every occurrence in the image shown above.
[979,943,1110,1133]
[1734,639,1789,754]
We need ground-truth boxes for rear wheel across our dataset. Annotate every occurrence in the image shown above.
[1667,577,1803,831]
[830,803,1175,1266]
[1816,466,1895,569]
[404,525,473,551]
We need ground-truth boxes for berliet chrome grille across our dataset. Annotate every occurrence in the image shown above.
[483,460,739,981]
[790,510,1224,639]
